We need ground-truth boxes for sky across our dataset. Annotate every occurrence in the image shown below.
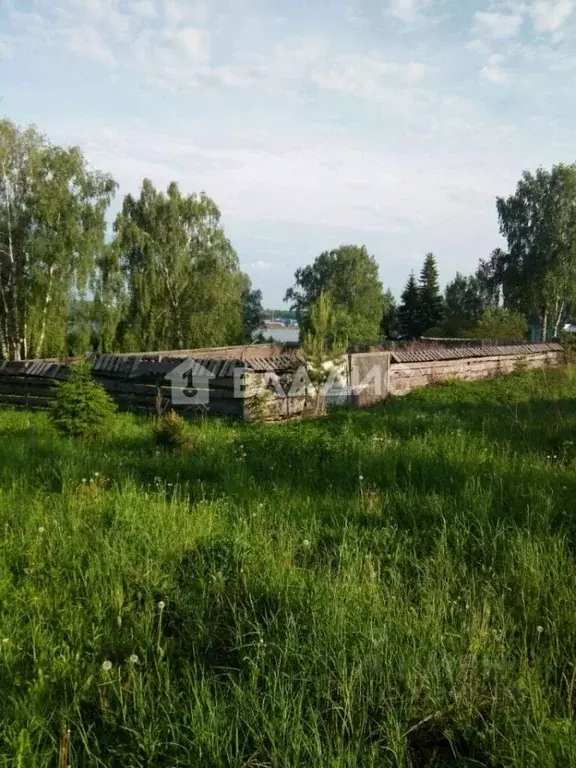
[1,0,575,306]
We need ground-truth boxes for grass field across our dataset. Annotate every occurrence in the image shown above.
[2,366,576,766]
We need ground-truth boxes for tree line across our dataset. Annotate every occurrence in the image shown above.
[1,116,576,361]
[286,164,576,344]
[0,119,264,360]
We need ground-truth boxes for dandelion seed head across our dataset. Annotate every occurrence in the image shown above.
[537,625,544,634]
[129,654,139,664]
[101,660,112,671]
[158,600,166,610]
[303,539,311,548]
[38,526,45,534]
[359,475,364,481]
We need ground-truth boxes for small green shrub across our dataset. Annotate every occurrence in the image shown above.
[52,362,117,438]
[247,390,275,423]
[154,410,193,449]
[562,335,576,364]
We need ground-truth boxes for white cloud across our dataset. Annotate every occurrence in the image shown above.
[68,0,116,19]
[0,41,14,59]
[251,260,275,269]
[529,0,576,31]
[64,25,116,64]
[480,53,508,83]
[131,0,157,18]
[466,38,492,54]
[388,0,434,23]
[163,0,209,28]
[168,26,210,64]
[473,10,523,38]
[60,118,518,239]
[309,53,426,101]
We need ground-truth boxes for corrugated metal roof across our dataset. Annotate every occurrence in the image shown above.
[390,342,562,364]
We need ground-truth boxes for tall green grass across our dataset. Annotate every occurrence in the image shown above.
[1,367,576,766]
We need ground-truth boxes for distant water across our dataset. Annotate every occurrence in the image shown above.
[256,326,300,343]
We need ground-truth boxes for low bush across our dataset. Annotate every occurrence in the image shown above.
[52,362,117,438]
[154,410,193,449]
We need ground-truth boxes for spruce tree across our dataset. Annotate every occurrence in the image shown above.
[380,288,397,338]
[418,253,444,334]
[397,273,422,338]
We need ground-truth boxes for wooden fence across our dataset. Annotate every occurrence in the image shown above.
[350,342,564,403]
[0,352,307,420]
[0,341,566,421]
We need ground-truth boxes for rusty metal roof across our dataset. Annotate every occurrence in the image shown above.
[390,342,562,364]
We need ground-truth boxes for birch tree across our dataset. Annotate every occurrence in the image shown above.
[0,119,116,360]
[113,179,248,351]
[496,164,576,339]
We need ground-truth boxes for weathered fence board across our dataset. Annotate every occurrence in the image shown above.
[0,342,565,421]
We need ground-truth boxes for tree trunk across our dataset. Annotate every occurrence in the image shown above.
[36,266,55,358]
[541,309,548,341]
[1,161,23,361]
[0,329,7,360]
[553,300,565,339]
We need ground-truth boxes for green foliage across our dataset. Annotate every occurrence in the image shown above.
[112,179,248,352]
[397,272,421,338]
[561,335,576,364]
[495,164,576,339]
[303,292,346,372]
[246,390,275,423]
[380,288,397,338]
[0,118,116,361]
[303,292,347,412]
[154,410,193,449]
[441,272,486,336]
[466,306,528,340]
[2,368,576,764]
[242,287,265,341]
[52,362,117,437]
[418,252,444,333]
[286,244,384,344]
[398,255,445,338]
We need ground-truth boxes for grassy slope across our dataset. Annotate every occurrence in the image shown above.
[1,367,576,766]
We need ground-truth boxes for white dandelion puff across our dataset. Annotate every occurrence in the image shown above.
[303,539,311,548]
[158,600,166,610]
[38,526,45,534]
[537,625,544,634]
[101,660,113,672]
[128,654,139,664]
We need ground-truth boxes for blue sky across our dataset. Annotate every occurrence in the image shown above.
[1,0,575,306]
